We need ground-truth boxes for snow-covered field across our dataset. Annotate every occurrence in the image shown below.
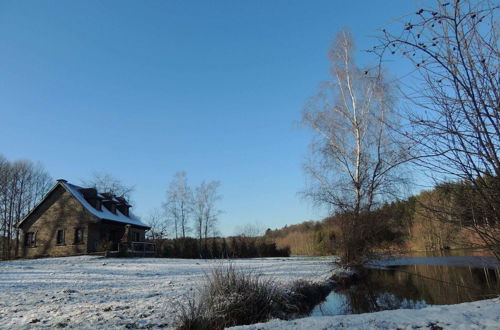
[1,255,499,329]
[0,256,333,329]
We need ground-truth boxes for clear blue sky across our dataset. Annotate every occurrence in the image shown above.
[0,0,420,236]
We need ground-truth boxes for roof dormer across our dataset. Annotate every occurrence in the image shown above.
[103,200,116,214]
[80,188,103,211]
[115,196,131,216]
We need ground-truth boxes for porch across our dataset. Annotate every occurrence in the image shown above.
[129,241,156,255]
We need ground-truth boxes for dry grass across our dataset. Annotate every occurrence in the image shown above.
[177,264,332,330]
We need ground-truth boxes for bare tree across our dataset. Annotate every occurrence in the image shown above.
[0,155,52,259]
[193,180,221,245]
[302,30,408,265]
[145,208,170,240]
[30,164,53,210]
[163,172,192,239]
[0,155,11,258]
[82,172,134,200]
[233,221,264,237]
[374,0,499,259]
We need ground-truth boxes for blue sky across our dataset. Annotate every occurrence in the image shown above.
[0,0,420,236]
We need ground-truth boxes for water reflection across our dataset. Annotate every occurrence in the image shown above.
[312,263,500,316]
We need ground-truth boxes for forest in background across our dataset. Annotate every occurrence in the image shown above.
[266,177,498,256]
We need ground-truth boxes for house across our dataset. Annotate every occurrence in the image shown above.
[17,179,152,258]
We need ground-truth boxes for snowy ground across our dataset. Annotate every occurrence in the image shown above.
[231,298,500,330]
[0,256,333,329]
[1,256,499,329]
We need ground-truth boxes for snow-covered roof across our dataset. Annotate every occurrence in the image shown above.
[60,181,150,229]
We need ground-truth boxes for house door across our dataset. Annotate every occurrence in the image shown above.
[109,230,120,250]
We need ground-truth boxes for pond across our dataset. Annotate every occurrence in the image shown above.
[312,251,500,316]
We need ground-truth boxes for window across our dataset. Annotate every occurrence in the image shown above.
[104,202,116,214]
[74,228,84,244]
[134,232,140,242]
[119,206,129,216]
[95,200,102,211]
[56,230,65,245]
[24,232,35,247]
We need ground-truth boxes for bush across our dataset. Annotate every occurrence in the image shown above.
[178,264,332,329]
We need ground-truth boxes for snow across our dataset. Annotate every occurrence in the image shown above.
[0,256,333,329]
[230,298,500,330]
[1,256,498,329]
[61,182,150,228]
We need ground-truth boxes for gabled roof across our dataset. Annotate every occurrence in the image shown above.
[18,180,150,229]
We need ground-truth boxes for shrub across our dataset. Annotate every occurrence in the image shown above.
[178,264,277,329]
[177,264,332,329]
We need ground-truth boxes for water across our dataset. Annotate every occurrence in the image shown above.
[312,253,500,316]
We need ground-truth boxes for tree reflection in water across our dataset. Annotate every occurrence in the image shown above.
[313,264,500,316]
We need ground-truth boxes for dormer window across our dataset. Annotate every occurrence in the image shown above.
[117,205,130,216]
[80,188,104,211]
[103,201,116,214]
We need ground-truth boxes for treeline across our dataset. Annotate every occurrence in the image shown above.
[266,178,498,256]
[0,155,52,259]
[154,236,290,259]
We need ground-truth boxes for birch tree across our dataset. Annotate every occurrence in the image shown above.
[193,180,221,246]
[302,30,408,265]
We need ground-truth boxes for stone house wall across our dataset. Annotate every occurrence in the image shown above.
[18,186,97,258]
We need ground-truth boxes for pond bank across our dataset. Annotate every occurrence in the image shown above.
[314,262,499,316]
[230,297,500,330]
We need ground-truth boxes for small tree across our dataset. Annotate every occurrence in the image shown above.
[145,208,170,240]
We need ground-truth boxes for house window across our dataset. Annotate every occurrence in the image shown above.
[24,232,35,247]
[56,230,65,245]
[95,200,102,211]
[134,232,140,242]
[74,228,84,244]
